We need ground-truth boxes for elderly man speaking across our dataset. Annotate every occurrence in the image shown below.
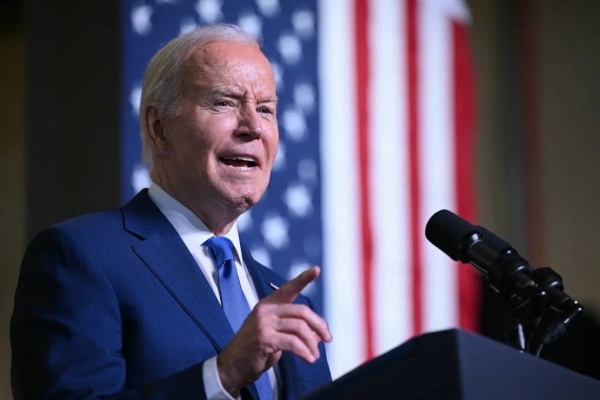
[11,24,332,400]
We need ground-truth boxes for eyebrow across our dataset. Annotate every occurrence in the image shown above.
[207,87,279,104]
[206,87,243,99]
[258,96,279,104]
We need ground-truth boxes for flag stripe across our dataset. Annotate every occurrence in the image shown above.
[406,0,422,336]
[453,20,481,331]
[319,0,365,378]
[354,0,375,360]
[370,0,412,354]
[419,0,457,332]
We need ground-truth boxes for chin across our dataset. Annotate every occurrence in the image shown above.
[214,176,269,209]
[223,187,263,210]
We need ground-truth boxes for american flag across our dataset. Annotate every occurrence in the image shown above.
[121,0,480,379]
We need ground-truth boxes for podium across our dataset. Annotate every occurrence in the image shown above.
[303,329,600,400]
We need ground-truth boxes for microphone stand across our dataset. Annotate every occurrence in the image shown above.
[506,289,547,353]
[477,249,583,356]
[530,267,584,355]
[490,264,584,357]
[475,247,542,353]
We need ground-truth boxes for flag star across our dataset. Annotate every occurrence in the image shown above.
[180,17,198,36]
[277,34,302,65]
[288,261,315,295]
[131,164,151,192]
[129,84,142,116]
[195,0,222,23]
[131,5,153,36]
[285,184,312,217]
[261,215,289,250]
[292,10,315,39]
[237,210,253,232]
[270,61,284,89]
[283,108,307,141]
[273,141,286,171]
[294,83,315,113]
[303,235,321,257]
[238,11,262,38]
[256,0,280,17]
[250,246,271,269]
[298,159,318,183]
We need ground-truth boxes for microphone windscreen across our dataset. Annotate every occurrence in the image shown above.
[425,209,477,261]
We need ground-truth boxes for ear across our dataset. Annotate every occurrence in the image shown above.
[145,104,171,157]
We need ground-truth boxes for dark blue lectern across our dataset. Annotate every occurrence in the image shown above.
[303,329,600,400]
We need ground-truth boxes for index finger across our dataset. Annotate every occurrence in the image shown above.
[266,266,320,304]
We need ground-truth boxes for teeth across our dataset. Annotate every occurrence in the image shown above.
[220,156,257,170]
[225,157,255,162]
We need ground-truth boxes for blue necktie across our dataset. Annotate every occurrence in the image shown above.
[203,236,273,400]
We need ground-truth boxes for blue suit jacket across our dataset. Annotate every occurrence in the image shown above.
[11,190,332,399]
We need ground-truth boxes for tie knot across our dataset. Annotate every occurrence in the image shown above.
[203,236,235,267]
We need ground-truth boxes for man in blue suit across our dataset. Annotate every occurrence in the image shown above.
[11,24,332,399]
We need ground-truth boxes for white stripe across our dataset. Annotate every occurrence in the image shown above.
[369,0,413,355]
[422,0,471,23]
[418,0,458,332]
[319,0,364,378]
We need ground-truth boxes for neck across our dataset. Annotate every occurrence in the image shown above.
[150,166,239,236]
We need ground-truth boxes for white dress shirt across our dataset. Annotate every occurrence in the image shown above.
[148,183,278,400]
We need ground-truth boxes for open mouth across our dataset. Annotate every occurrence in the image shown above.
[219,156,258,170]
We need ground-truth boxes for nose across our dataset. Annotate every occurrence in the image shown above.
[236,103,265,139]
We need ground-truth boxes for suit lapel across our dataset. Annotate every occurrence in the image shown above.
[242,247,274,300]
[123,191,262,400]
[134,239,261,400]
[122,190,234,352]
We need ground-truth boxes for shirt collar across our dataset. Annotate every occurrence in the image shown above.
[147,182,244,262]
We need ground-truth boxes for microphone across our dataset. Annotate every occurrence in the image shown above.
[425,209,583,347]
[425,209,537,298]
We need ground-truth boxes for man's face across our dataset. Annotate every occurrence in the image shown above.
[159,41,278,215]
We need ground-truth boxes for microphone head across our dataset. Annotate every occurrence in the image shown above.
[425,209,478,262]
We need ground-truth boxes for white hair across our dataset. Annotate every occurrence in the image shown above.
[139,24,260,167]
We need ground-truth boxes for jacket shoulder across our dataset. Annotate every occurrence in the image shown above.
[29,208,124,247]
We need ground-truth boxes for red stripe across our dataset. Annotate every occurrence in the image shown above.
[452,21,481,332]
[354,0,375,360]
[406,0,422,336]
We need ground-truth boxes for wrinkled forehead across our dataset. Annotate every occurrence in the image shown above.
[180,41,275,90]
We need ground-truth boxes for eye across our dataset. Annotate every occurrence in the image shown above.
[215,100,231,107]
[258,106,275,115]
